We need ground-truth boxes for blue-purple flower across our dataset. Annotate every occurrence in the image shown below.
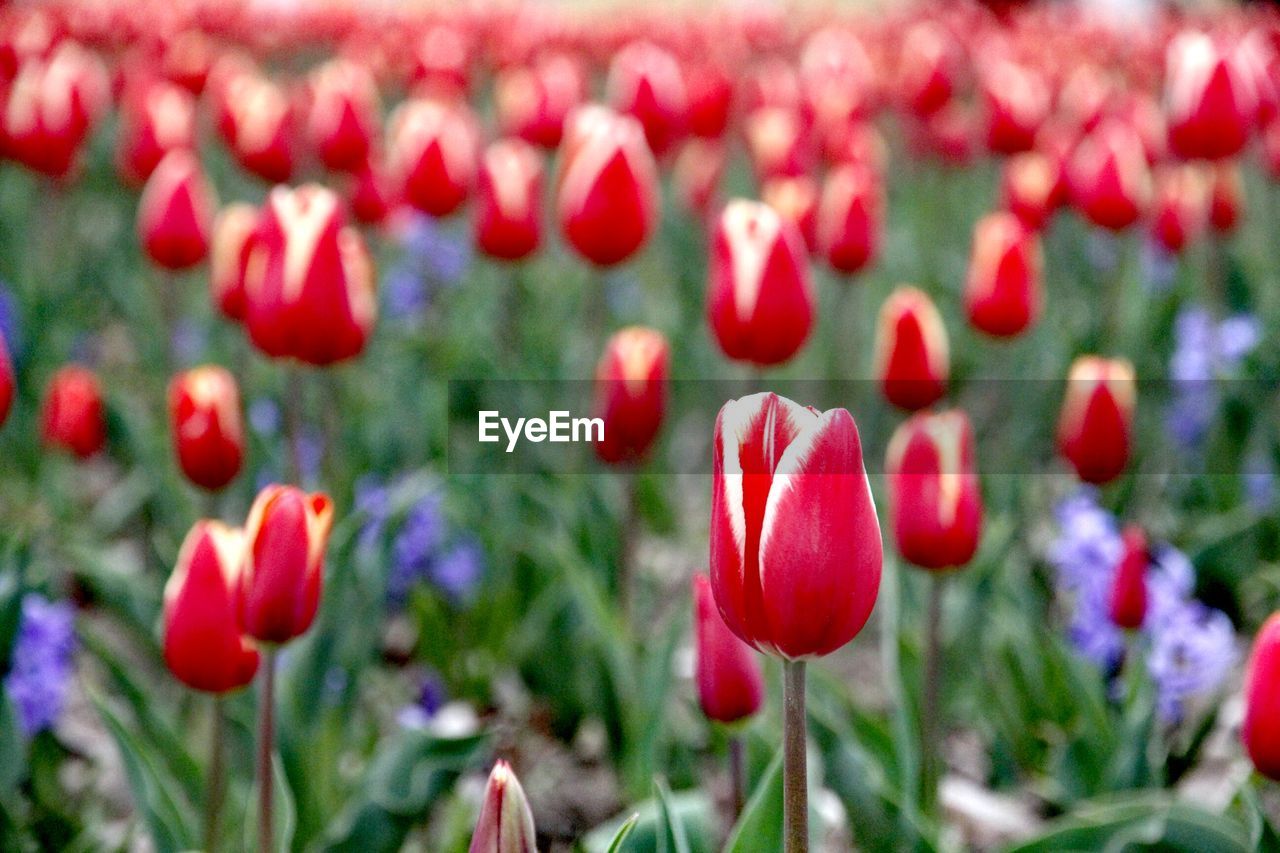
[1166,306,1261,451]
[4,595,76,736]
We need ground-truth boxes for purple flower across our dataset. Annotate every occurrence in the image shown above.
[248,398,281,436]
[431,539,484,603]
[1166,307,1262,452]
[355,476,391,551]
[388,493,446,604]
[170,318,206,367]
[1139,240,1177,293]
[1244,453,1276,510]
[1147,601,1238,723]
[4,595,76,736]
[0,281,20,355]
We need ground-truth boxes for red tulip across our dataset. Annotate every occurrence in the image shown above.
[116,79,196,185]
[980,56,1049,155]
[2,42,108,179]
[1243,611,1280,780]
[817,163,882,275]
[0,332,11,429]
[707,199,814,366]
[1109,525,1148,630]
[411,23,472,99]
[672,138,724,217]
[710,392,881,658]
[556,105,658,267]
[1057,356,1135,485]
[1000,150,1060,231]
[307,59,380,173]
[897,20,959,117]
[761,176,817,253]
[683,58,734,139]
[41,365,106,458]
[243,184,377,366]
[137,149,215,271]
[1208,161,1243,234]
[169,366,244,492]
[800,27,874,131]
[474,138,542,262]
[874,286,949,412]
[886,409,982,570]
[693,574,763,724]
[493,52,586,149]
[1068,118,1152,231]
[743,107,813,181]
[468,761,536,853]
[389,97,480,218]
[210,202,259,322]
[592,326,669,465]
[963,212,1043,338]
[163,520,259,693]
[606,40,688,158]
[346,157,399,226]
[237,484,334,644]
[225,75,295,183]
[1149,164,1209,254]
[1165,30,1257,162]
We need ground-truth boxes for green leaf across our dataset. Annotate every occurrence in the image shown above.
[580,793,717,853]
[605,814,640,853]
[654,777,691,853]
[0,691,27,799]
[724,748,784,853]
[242,753,297,853]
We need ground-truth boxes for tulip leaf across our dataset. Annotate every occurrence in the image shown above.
[605,813,640,853]
[654,777,692,853]
[580,793,717,853]
[0,692,27,799]
[724,747,784,853]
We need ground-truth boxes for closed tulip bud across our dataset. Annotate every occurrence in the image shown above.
[886,409,982,570]
[3,42,108,179]
[238,485,334,644]
[874,286,948,411]
[1000,150,1060,231]
[163,521,259,693]
[672,138,724,217]
[1208,161,1243,234]
[710,393,881,658]
[1057,356,1136,485]
[468,761,536,853]
[1109,525,1148,630]
[474,139,542,262]
[210,202,259,322]
[1067,118,1152,231]
[693,574,763,724]
[963,212,1043,338]
[1243,612,1280,780]
[226,75,296,183]
[606,40,688,159]
[41,365,106,458]
[137,149,215,271]
[494,52,586,149]
[243,184,377,366]
[116,79,196,185]
[307,59,380,173]
[0,333,11,429]
[761,176,817,253]
[389,97,480,218]
[898,20,959,117]
[707,199,815,366]
[168,366,244,492]
[1165,31,1257,162]
[1149,164,1209,254]
[980,57,1049,155]
[817,163,882,275]
[592,326,669,465]
[556,105,658,267]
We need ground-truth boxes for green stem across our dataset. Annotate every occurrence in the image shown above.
[204,695,225,853]
[729,733,746,821]
[618,476,640,628]
[257,648,277,853]
[783,659,808,853]
[284,364,304,485]
[921,574,946,816]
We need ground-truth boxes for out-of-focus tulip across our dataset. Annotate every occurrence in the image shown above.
[1243,612,1280,780]
[1165,31,1257,162]
[1149,164,1209,254]
[474,139,542,262]
[556,105,658,267]
[1109,525,1148,630]
[1264,119,1280,180]
[1000,150,1060,231]
[494,52,586,149]
[898,20,959,117]
[886,409,982,570]
[0,332,12,429]
[873,286,948,411]
[911,102,977,166]
[761,175,817,253]
[607,40,687,158]
[693,573,763,724]
[468,761,536,853]
[163,521,259,693]
[2,42,108,178]
[744,107,812,181]
[817,163,882,275]
[592,326,669,465]
[243,185,377,366]
[162,29,215,95]
[346,157,399,226]
[137,149,215,271]
[168,366,244,492]
[1057,356,1136,485]
[41,365,106,458]
[710,392,881,659]
[225,75,295,183]
[707,199,814,366]
[800,27,874,131]
[672,138,724,217]
[1208,161,1242,234]
[980,56,1049,155]
[389,97,480,218]
[210,202,259,322]
[116,79,196,185]
[307,59,380,173]
[963,212,1043,338]
[1067,118,1152,231]
[684,58,734,139]
[237,484,334,644]
[411,23,472,99]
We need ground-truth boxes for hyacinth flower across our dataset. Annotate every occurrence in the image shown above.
[3,594,76,738]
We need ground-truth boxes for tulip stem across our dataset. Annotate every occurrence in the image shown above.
[204,695,225,853]
[257,648,276,853]
[618,475,640,626]
[284,364,304,485]
[921,574,946,816]
[729,733,746,821]
[782,659,808,853]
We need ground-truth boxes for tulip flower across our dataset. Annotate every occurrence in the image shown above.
[1057,356,1136,485]
[169,366,244,492]
[41,365,106,459]
[873,286,948,411]
[474,138,543,262]
[388,97,480,218]
[1243,611,1280,780]
[1165,31,1257,161]
[898,20,959,117]
[817,163,882,275]
[556,105,658,267]
[468,761,536,853]
[980,56,1049,155]
[744,107,813,181]
[1109,525,1148,630]
[606,40,688,158]
[346,157,399,226]
[1000,150,1060,231]
[761,176,818,253]
[411,22,473,98]
[209,202,259,322]
[963,212,1043,338]
[116,79,196,186]
[684,57,735,140]
[224,75,296,183]
[1208,161,1242,234]
[693,573,763,724]
[1149,164,1209,254]
[137,149,216,271]
[3,43,109,179]
[306,59,380,173]
[493,52,586,149]
[706,200,815,367]
[243,184,377,366]
[672,138,724,217]
[1067,118,1152,231]
[0,333,13,429]
[592,326,669,465]
[800,27,875,132]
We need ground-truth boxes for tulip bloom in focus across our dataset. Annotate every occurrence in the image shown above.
[1165,31,1257,161]
[473,139,543,262]
[592,326,669,465]
[1057,356,1136,485]
[873,286,949,412]
[963,212,1043,338]
[710,392,881,659]
[693,574,763,724]
[137,149,215,271]
[1243,612,1280,781]
[468,761,536,853]
[169,366,244,492]
[41,365,106,458]
[1109,525,1148,630]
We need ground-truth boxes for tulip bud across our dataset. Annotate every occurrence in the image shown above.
[707,199,815,367]
[684,58,734,140]
[473,139,542,262]
[873,286,948,411]
[672,138,724,217]
[41,365,106,458]
[556,105,658,267]
[225,75,296,183]
[3,42,109,179]
[1149,164,1209,255]
[761,176,817,253]
[346,158,399,226]
[238,484,334,644]
[388,97,480,218]
[1109,525,1148,630]
[1057,356,1136,485]
[592,326,669,465]
[693,574,763,724]
[710,392,882,659]
[1067,118,1152,231]
[980,57,1049,155]
[163,521,259,693]
[817,163,882,275]
[210,202,259,322]
[1208,161,1243,234]
[307,59,380,173]
[963,212,1043,338]
[137,149,216,271]
[1000,150,1060,231]
[494,52,586,149]
[169,366,244,492]
[606,40,688,158]
[1243,612,1280,780]
[0,333,12,429]
[886,409,983,570]
[1165,31,1257,162]
[116,79,196,185]
[468,761,536,853]
[243,184,377,366]
[898,21,959,117]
